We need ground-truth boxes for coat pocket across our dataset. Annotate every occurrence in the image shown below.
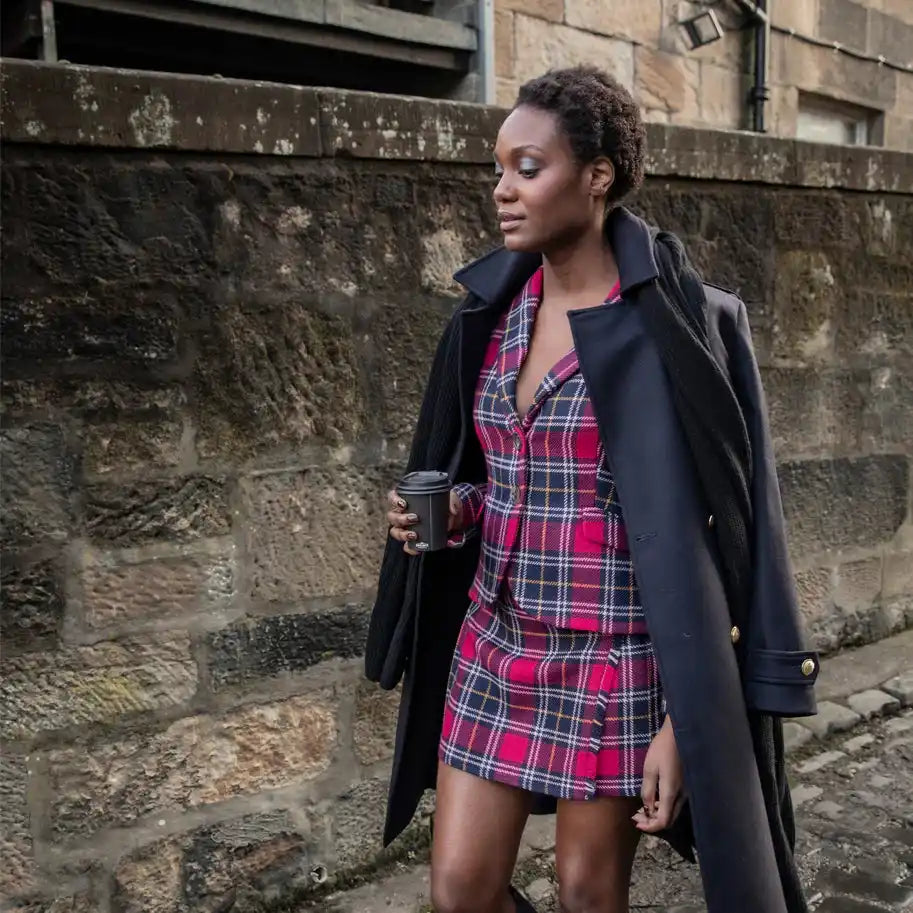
[579,506,630,552]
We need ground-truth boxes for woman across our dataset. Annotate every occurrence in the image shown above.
[366,66,818,913]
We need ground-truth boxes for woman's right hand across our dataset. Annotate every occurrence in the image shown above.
[387,490,421,556]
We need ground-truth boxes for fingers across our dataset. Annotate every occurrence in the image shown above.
[386,489,419,555]
[640,764,658,819]
[633,780,684,833]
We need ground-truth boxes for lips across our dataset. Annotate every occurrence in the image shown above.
[497,210,524,231]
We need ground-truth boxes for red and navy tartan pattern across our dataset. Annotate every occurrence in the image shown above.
[455,267,647,635]
[439,597,664,798]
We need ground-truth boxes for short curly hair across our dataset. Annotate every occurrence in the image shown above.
[515,66,646,203]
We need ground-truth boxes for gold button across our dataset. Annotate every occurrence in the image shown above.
[708,514,715,529]
[801,658,816,677]
[730,625,740,644]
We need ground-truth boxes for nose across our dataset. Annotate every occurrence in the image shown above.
[493,172,516,205]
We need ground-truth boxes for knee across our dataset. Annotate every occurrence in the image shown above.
[557,868,623,913]
[431,864,503,913]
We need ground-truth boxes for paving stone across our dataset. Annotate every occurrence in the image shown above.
[814,800,844,820]
[883,671,913,706]
[847,688,902,719]
[885,717,913,734]
[798,750,847,774]
[802,701,862,738]
[784,720,814,751]
[819,868,913,905]
[868,774,893,789]
[791,784,824,806]
[842,733,876,753]
[524,878,554,905]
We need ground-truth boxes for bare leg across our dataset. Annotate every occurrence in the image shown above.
[554,796,642,913]
[431,761,535,913]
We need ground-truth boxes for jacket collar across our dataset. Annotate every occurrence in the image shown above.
[452,206,660,306]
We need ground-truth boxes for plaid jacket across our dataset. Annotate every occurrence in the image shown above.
[454,267,647,634]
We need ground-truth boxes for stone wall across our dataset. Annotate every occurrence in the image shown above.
[1,61,912,912]
[494,0,913,149]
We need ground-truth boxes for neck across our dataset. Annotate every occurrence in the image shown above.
[540,225,618,304]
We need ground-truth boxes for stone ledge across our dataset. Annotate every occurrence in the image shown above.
[2,60,912,193]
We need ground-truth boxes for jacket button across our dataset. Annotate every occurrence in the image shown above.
[730,625,740,644]
[513,434,522,452]
[708,514,715,529]
[510,485,520,501]
[801,658,816,677]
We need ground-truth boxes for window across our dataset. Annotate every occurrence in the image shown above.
[796,93,882,146]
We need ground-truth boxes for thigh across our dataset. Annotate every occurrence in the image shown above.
[555,796,642,911]
[432,762,534,895]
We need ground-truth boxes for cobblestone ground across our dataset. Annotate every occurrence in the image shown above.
[311,706,913,913]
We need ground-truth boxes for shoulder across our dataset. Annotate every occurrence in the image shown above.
[703,281,745,327]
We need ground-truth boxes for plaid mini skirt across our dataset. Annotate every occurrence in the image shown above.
[439,596,664,800]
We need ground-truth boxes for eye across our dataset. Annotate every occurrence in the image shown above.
[518,157,540,178]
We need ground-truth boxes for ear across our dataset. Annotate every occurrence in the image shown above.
[589,157,615,198]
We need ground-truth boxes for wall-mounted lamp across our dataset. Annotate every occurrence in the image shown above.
[680,10,724,49]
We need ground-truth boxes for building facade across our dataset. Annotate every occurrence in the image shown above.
[494,0,913,149]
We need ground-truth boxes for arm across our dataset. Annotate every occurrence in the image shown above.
[728,299,818,717]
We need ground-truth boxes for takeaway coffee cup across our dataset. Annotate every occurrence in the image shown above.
[395,470,452,552]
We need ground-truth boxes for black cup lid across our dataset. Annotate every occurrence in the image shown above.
[396,470,451,495]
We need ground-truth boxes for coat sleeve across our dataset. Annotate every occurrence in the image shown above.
[727,299,819,718]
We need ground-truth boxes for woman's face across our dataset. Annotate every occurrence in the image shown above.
[492,105,612,254]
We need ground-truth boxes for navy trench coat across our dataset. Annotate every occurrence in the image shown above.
[366,208,818,912]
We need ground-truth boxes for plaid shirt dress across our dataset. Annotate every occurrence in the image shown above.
[439,268,664,800]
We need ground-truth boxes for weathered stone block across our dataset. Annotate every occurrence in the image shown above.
[1,635,197,740]
[332,777,388,871]
[82,417,184,476]
[862,366,913,450]
[0,425,74,550]
[498,0,561,23]
[495,11,515,80]
[782,721,813,752]
[112,810,313,913]
[801,701,861,738]
[191,292,365,460]
[0,292,180,368]
[779,456,908,555]
[633,47,700,121]
[0,755,37,899]
[205,606,369,691]
[0,553,64,653]
[699,63,745,131]
[363,292,455,454]
[565,0,662,43]
[691,191,776,312]
[1,378,186,421]
[817,0,869,50]
[883,551,913,601]
[772,250,838,362]
[836,284,913,361]
[513,16,635,89]
[770,0,818,33]
[353,681,400,765]
[47,694,336,838]
[867,9,913,70]
[763,367,866,456]
[0,159,216,291]
[84,476,230,546]
[79,541,235,633]
[774,193,855,250]
[846,689,901,719]
[882,672,913,706]
[794,565,834,631]
[241,467,387,607]
[834,558,883,611]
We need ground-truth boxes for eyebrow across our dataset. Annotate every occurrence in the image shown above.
[493,143,547,161]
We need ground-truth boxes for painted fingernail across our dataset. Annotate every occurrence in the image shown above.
[406,514,419,523]
[407,532,417,540]
[397,498,407,509]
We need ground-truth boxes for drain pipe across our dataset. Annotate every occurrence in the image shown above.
[477,0,496,104]
[734,0,770,132]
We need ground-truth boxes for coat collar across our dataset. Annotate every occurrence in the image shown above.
[452,206,659,306]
